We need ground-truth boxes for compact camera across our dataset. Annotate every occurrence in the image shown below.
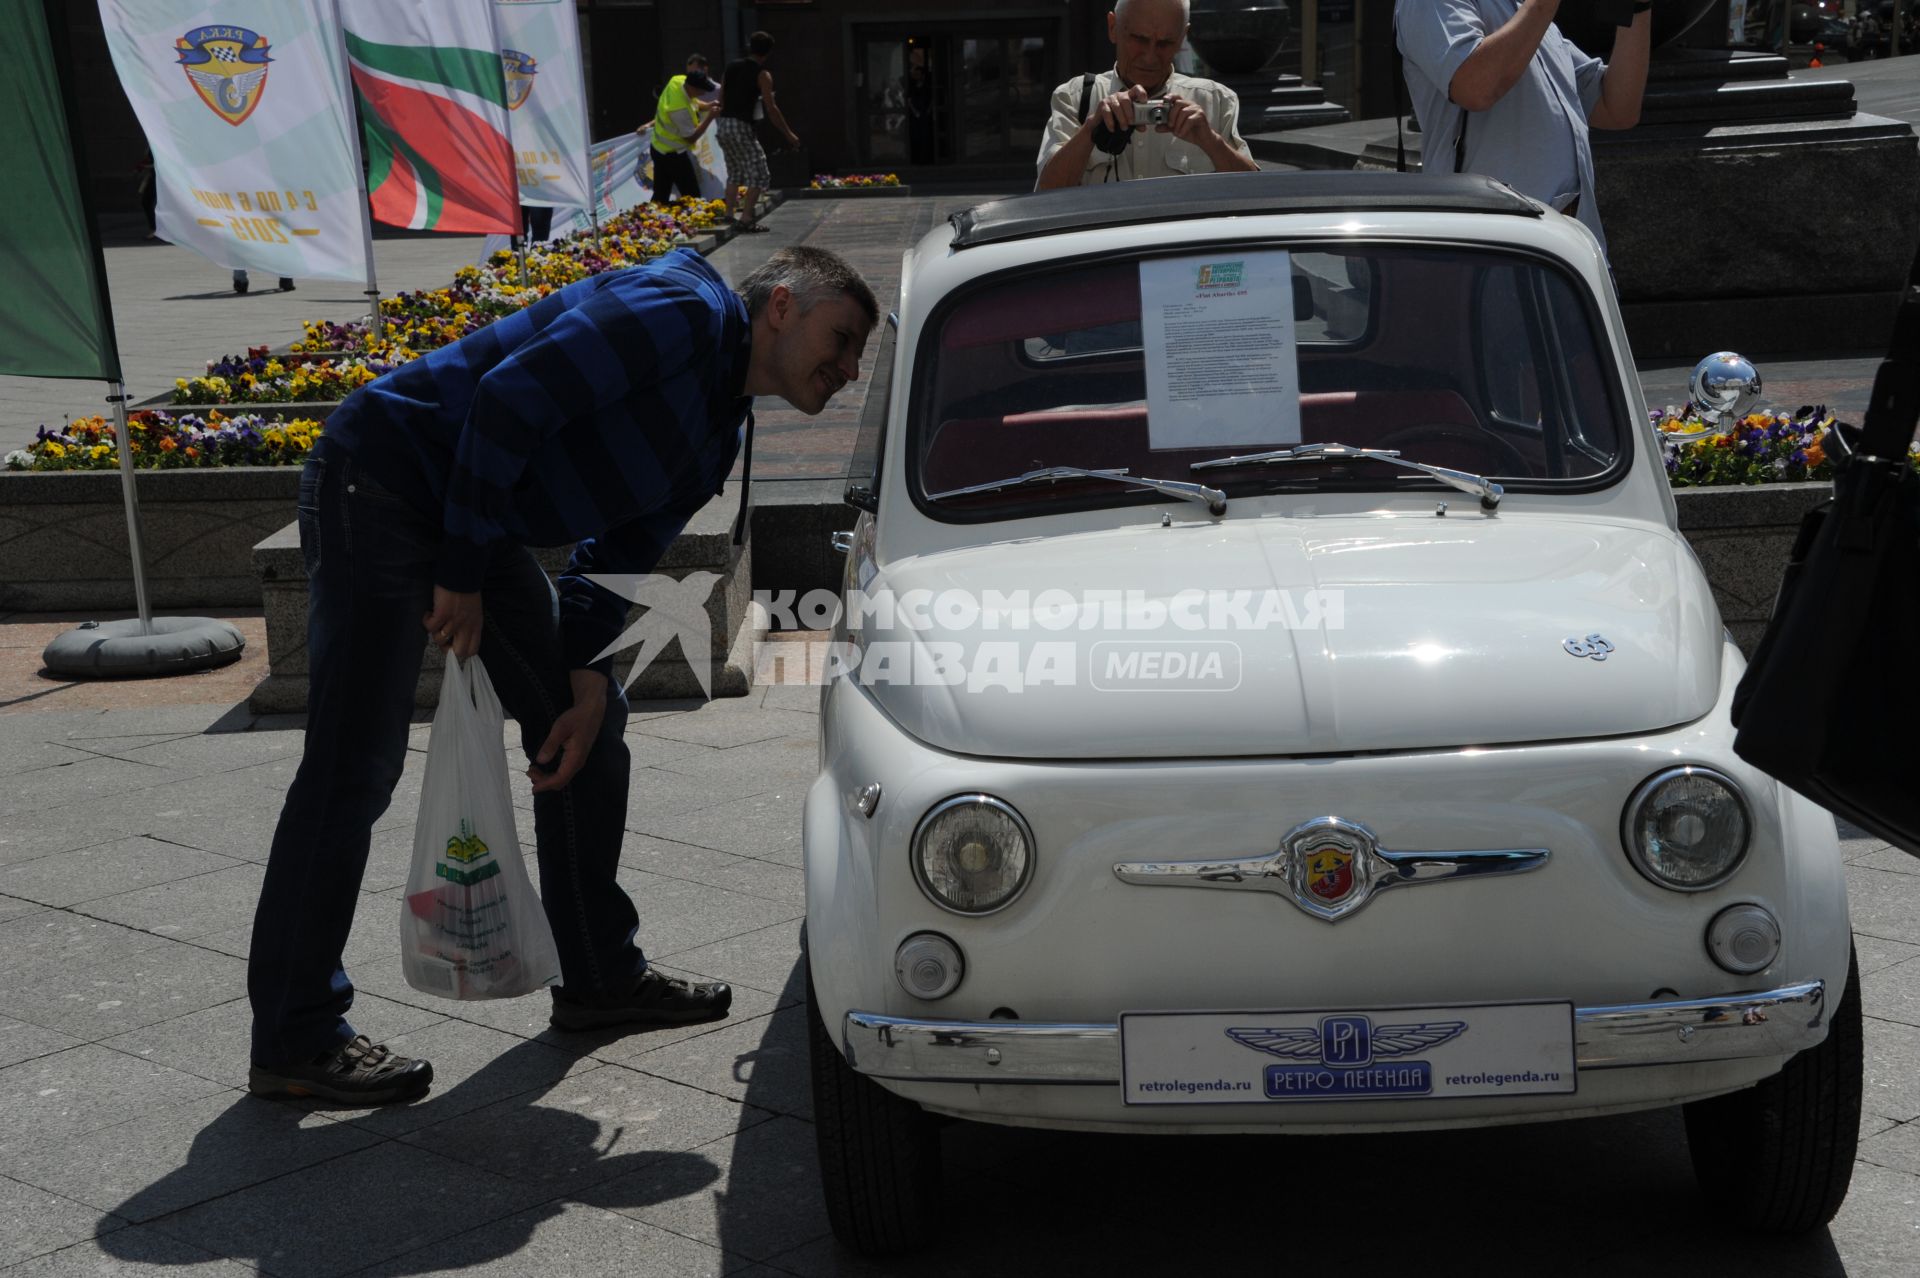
[1140,98,1171,128]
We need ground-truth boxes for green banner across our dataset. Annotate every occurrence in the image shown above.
[0,0,121,381]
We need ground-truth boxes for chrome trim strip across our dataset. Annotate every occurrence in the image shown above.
[1113,816,1549,923]
[841,980,1826,1085]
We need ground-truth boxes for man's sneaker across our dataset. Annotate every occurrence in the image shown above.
[248,1036,433,1105]
[549,970,733,1031]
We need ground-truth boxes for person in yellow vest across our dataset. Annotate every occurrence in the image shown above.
[646,58,717,205]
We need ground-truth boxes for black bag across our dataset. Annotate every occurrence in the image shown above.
[1731,295,1920,855]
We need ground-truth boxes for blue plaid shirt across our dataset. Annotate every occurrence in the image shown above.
[324,248,751,671]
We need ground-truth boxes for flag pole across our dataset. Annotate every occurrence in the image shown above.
[330,0,383,347]
[30,0,241,677]
[107,384,152,637]
[572,18,601,251]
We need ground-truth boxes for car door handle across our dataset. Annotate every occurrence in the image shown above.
[830,530,854,554]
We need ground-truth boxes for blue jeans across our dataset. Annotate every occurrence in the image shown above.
[248,436,646,1067]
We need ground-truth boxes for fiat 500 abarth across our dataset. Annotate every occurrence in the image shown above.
[800,172,1859,1254]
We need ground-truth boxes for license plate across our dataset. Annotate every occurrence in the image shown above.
[1119,1001,1576,1105]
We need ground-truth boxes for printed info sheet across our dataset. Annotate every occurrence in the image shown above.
[1140,250,1301,450]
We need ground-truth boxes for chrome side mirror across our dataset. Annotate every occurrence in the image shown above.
[1690,351,1762,425]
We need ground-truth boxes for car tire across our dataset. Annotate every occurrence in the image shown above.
[1682,946,1863,1233]
[805,947,941,1255]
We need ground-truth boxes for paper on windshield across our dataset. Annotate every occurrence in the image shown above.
[1140,251,1301,450]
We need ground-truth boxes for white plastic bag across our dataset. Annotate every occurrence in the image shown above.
[401,654,562,999]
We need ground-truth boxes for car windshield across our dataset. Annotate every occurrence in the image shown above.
[913,243,1629,520]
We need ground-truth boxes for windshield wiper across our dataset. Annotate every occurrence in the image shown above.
[1191,442,1503,511]
[926,466,1228,516]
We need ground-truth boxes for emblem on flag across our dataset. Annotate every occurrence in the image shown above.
[176,25,272,126]
[502,48,537,110]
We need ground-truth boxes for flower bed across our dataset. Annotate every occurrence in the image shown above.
[5,197,731,472]
[6,410,324,473]
[1655,404,1920,485]
[285,197,728,363]
[809,173,901,189]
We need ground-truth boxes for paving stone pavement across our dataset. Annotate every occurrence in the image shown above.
[0,653,1915,1276]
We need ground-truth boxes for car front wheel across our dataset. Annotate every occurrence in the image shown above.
[1682,946,1863,1233]
[805,948,941,1255]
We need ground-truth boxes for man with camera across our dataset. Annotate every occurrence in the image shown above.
[1035,0,1257,190]
[1397,0,1652,252]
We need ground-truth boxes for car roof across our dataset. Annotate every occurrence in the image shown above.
[947,171,1543,250]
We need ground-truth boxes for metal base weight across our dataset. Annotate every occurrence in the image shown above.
[41,617,246,678]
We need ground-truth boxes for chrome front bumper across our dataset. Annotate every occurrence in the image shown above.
[843,981,1825,1084]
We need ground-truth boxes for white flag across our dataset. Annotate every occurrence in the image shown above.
[98,1,369,282]
[494,0,592,208]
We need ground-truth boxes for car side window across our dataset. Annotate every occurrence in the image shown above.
[1478,262,1547,433]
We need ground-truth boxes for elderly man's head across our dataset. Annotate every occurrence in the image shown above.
[1108,0,1189,92]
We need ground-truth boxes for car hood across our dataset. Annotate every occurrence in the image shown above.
[854,515,1722,760]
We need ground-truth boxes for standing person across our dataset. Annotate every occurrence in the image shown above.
[905,61,936,165]
[1396,0,1652,254]
[717,31,800,233]
[684,52,719,105]
[136,146,158,239]
[244,245,879,1104]
[232,268,293,294]
[1035,0,1258,190]
[647,58,718,205]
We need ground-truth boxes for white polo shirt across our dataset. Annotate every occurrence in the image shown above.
[1035,68,1248,185]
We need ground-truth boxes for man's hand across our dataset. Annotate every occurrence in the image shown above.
[1093,84,1149,135]
[529,669,608,795]
[1161,92,1260,173]
[423,587,482,661]
[1161,92,1213,143]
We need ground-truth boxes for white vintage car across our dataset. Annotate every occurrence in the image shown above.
[800,172,1860,1254]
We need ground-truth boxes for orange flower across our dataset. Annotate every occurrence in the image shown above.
[183,446,199,459]
[158,436,178,453]
[1805,435,1826,468]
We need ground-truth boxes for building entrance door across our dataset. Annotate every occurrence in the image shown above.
[854,21,1058,169]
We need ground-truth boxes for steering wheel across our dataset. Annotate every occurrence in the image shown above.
[1371,422,1531,478]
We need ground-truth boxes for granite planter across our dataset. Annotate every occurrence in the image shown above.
[0,466,302,611]
[250,481,760,713]
[1672,480,1829,656]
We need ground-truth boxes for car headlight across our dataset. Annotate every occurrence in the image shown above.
[1621,766,1751,891]
[912,794,1035,915]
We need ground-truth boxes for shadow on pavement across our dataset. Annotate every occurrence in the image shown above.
[94,1039,721,1273]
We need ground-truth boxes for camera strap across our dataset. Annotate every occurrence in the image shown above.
[1077,71,1096,124]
